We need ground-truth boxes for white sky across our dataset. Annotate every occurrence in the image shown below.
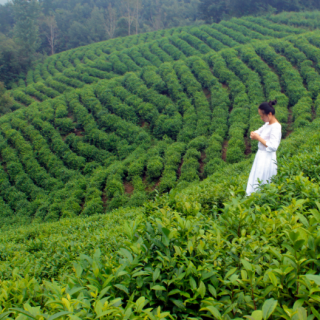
[0,0,8,4]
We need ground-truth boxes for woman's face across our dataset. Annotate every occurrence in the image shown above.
[258,108,271,123]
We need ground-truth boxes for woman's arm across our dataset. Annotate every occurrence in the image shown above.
[250,132,267,146]
[251,125,282,152]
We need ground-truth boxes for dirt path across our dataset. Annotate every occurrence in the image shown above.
[101,192,108,209]
[244,137,252,156]
[222,140,228,161]
[285,108,293,139]
[124,182,134,195]
[177,158,184,178]
[203,88,211,102]
[199,151,206,178]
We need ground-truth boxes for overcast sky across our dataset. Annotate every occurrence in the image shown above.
[0,0,8,4]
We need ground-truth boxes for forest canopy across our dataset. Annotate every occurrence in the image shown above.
[1,0,320,86]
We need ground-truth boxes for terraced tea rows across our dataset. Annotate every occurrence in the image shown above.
[2,15,320,225]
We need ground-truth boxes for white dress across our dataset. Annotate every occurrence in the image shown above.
[246,122,282,196]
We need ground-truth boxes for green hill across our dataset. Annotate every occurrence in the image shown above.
[2,13,320,227]
[1,11,320,319]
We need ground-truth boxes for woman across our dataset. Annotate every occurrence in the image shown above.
[246,100,282,196]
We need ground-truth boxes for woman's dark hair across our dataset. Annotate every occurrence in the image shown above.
[258,100,277,115]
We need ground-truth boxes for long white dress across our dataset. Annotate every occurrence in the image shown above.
[246,122,282,196]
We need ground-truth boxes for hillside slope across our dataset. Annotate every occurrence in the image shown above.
[1,11,320,320]
[2,14,320,227]
[1,117,320,319]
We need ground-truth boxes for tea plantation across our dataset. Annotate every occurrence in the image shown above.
[1,11,320,320]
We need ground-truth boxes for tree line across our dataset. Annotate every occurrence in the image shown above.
[199,0,320,23]
[0,0,202,86]
[1,0,320,87]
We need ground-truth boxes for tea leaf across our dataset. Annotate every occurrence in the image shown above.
[151,285,166,291]
[306,275,320,286]
[48,311,73,320]
[114,284,129,294]
[200,306,222,319]
[9,308,37,320]
[241,259,253,272]
[262,299,278,320]
[198,281,206,298]
[171,299,186,310]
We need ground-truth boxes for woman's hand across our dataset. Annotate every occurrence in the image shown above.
[250,131,268,147]
[250,131,260,140]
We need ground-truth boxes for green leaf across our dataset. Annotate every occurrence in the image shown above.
[168,289,181,296]
[67,286,84,296]
[189,276,197,290]
[309,209,320,223]
[132,271,150,277]
[262,299,278,320]
[0,312,11,320]
[311,307,320,320]
[297,307,308,320]
[153,268,160,282]
[293,239,305,251]
[135,297,146,313]
[251,311,263,320]
[9,308,37,320]
[95,310,117,319]
[48,311,72,320]
[268,272,278,287]
[208,284,217,298]
[306,275,320,286]
[241,259,253,272]
[296,213,309,228]
[198,281,206,299]
[268,248,282,261]
[171,299,186,310]
[98,286,111,299]
[245,311,263,320]
[225,267,238,280]
[161,227,170,246]
[200,306,222,319]
[151,285,166,291]
[114,284,129,295]
[118,248,133,264]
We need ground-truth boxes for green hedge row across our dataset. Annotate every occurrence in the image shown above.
[253,42,309,105]
[159,142,186,192]
[189,27,227,51]
[170,35,200,56]
[246,16,305,34]
[206,52,248,163]
[159,38,187,60]
[203,24,239,47]
[221,20,267,40]
[234,18,290,38]
[213,22,251,44]
[238,45,289,136]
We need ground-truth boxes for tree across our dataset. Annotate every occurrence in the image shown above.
[105,4,117,39]
[0,33,28,85]
[122,0,135,35]
[134,0,142,34]
[0,82,14,115]
[151,0,162,31]
[44,15,58,55]
[198,0,229,22]
[12,0,40,56]
[87,6,106,42]
[68,21,91,49]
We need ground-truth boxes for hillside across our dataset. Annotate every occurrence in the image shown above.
[2,13,320,227]
[1,121,320,318]
[1,10,320,320]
